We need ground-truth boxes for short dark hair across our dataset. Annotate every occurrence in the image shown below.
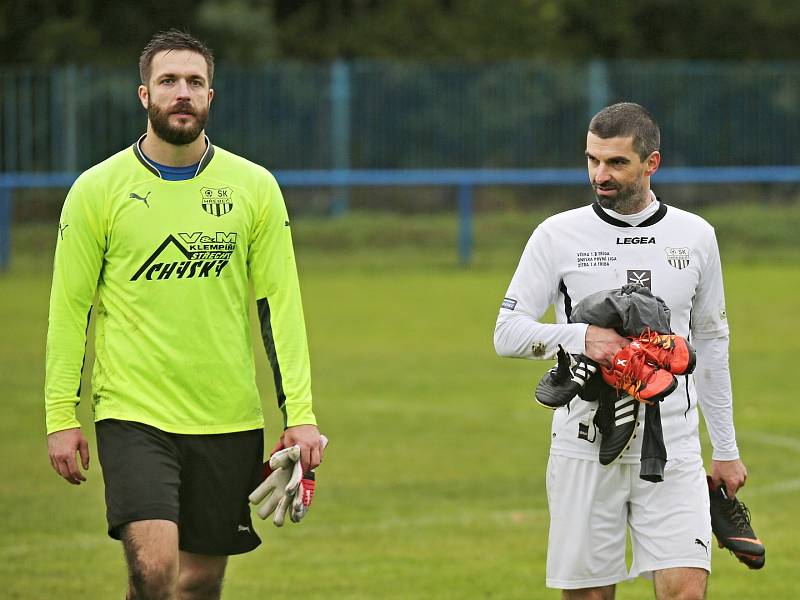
[589,102,660,161]
[139,29,215,85]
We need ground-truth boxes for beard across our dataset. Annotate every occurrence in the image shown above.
[148,99,209,146]
[592,176,647,214]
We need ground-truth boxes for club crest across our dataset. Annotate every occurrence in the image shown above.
[200,187,234,217]
[665,247,690,269]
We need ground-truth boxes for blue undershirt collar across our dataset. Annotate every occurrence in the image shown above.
[147,159,201,181]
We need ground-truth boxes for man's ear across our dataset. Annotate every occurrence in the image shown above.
[138,85,149,110]
[645,151,661,177]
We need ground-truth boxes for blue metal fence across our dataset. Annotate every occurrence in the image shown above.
[4,61,800,172]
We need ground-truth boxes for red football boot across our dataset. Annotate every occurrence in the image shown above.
[632,330,697,375]
[601,344,678,404]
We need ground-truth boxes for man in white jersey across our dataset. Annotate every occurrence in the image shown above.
[494,102,747,599]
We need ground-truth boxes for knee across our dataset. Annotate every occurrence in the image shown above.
[177,570,224,600]
[655,582,706,600]
[127,558,178,600]
[562,587,615,600]
[675,591,705,600]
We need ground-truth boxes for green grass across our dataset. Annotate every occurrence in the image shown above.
[1,209,798,598]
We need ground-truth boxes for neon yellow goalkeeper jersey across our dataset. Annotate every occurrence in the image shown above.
[45,137,316,435]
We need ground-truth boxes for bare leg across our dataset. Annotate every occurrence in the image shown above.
[563,585,616,600]
[121,520,179,600]
[177,551,228,600]
[653,567,708,600]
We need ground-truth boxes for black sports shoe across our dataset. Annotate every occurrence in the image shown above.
[595,390,640,465]
[708,476,765,569]
[535,346,599,409]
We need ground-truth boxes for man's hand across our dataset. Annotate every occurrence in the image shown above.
[711,458,748,498]
[282,424,324,472]
[585,325,630,368]
[47,427,90,485]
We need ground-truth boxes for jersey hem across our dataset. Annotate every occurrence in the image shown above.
[548,446,702,463]
[93,413,265,435]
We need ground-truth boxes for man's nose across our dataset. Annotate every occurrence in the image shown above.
[175,79,191,98]
[594,164,611,183]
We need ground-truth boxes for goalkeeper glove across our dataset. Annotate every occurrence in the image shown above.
[249,435,328,527]
[248,445,303,526]
[287,434,328,523]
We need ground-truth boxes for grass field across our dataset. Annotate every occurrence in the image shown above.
[1,205,798,599]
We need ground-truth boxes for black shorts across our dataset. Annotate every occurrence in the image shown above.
[95,419,264,556]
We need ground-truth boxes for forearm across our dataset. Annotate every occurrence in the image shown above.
[494,312,588,359]
[45,299,94,433]
[694,335,739,460]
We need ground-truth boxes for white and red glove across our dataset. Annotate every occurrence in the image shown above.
[248,445,302,525]
[290,467,317,523]
[249,435,328,527]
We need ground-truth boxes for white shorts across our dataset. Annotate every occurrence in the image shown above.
[545,454,711,590]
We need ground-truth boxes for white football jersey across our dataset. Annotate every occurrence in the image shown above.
[495,198,730,462]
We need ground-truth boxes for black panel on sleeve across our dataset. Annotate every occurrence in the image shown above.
[76,306,93,399]
[256,298,287,419]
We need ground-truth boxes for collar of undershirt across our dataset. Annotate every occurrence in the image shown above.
[592,193,668,228]
[132,133,215,179]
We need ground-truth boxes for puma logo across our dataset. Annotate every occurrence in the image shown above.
[129,191,151,207]
[237,524,251,533]
[694,538,709,555]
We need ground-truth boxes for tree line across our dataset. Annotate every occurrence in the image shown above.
[4,0,800,66]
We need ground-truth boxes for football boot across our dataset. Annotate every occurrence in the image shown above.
[601,344,678,404]
[633,330,696,375]
[594,390,640,465]
[708,476,765,569]
[535,345,599,409]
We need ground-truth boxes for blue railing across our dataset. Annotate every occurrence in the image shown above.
[3,166,800,269]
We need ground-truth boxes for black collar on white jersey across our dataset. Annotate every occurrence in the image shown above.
[592,198,668,227]
[132,134,215,179]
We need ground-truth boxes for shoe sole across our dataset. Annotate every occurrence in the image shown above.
[733,550,765,570]
[638,374,679,403]
[535,397,563,410]
[714,535,765,556]
[715,538,766,569]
